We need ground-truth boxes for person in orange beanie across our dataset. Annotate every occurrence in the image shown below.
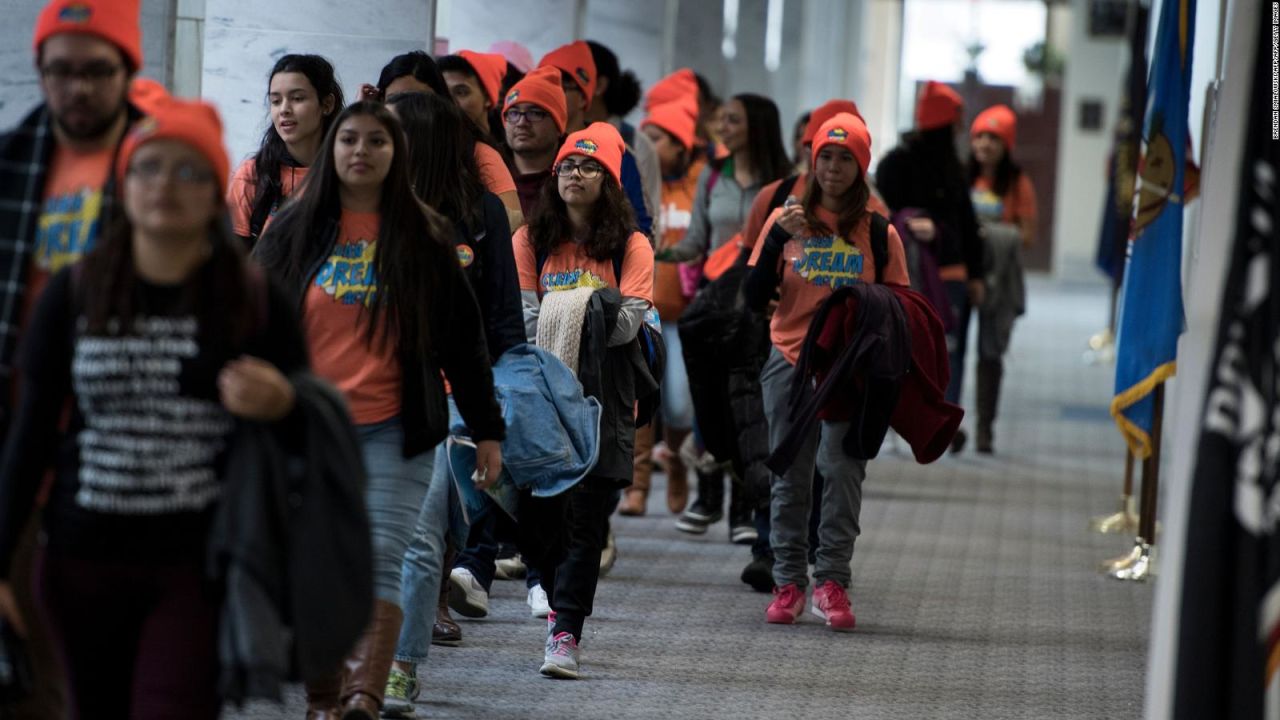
[34,0,142,71]
[536,44,653,239]
[503,66,569,217]
[963,103,1037,454]
[645,68,699,112]
[0,7,149,710]
[875,81,984,453]
[743,110,909,633]
[512,118,654,680]
[0,96,305,720]
[439,50,508,133]
[915,79,963,131]
[554,122,626,187]
[637,95,703,519]
[539,40,597,123]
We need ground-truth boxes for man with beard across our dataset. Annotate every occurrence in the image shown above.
[0,1,143,715]
[502,66,569,217]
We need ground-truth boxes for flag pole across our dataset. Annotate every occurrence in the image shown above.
[1090,446,1139,533]
[1105,384,1163,581]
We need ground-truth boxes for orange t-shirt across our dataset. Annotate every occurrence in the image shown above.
[304,211,401,425]
[514,226,654,304]
[653,157,706,320]
[743,173,893,252]
[226,159,310,238]
[749,205,910,365]
[970,173,1037,226]
[27,145,113,324]
[475,142,517,197]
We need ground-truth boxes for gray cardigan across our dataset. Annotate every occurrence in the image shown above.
[663,159,763,262]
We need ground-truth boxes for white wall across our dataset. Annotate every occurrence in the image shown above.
[1049,0,1128,281]
[0,0,174,130]
[201,0,436,169]
[436,0,576,66]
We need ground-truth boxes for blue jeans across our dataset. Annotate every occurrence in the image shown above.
[394,439,452,664]
[944,280,971,404]
[661,321,693,430]
[358,418,436,605]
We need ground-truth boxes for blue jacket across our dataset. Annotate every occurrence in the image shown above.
[450,344,601,499]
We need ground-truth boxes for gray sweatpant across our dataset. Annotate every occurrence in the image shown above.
[760,347,868,590]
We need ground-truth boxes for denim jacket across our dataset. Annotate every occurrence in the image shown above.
[451,344,601,497]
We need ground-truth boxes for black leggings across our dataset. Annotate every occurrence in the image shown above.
[37,551,220,720]
[517,482,614,641]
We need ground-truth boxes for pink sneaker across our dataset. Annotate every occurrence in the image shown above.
[811,580,856,631]
[766,583,806,624]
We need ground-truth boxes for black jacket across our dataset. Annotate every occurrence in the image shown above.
[767,284,911,474]
[578,289,660,486]
[209,374,371,701]
[258,218,505,457]
[875,129,983,282]
[452,192,525,360]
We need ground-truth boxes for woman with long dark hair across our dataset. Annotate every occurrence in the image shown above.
[875,81,985,452]
[657,92,790,544]
[963,104,1037,453]
[381,90,524,715]
[372,51,525,231]
[0,100,306,717]
[228,54,343,246]
[255,100,504,719]
[513,123,654,679]
[744,113,909,632]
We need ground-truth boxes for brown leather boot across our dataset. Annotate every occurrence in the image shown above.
[619,423,655,516]
[304,670,343,720]
[664,428,690,515]
[433,550,462,646]
[976,358,1003,454]
[340,599,403,720]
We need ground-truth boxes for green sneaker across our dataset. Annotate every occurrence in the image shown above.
[382,666,418,718]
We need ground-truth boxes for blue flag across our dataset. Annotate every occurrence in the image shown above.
[1111,0,1196,459]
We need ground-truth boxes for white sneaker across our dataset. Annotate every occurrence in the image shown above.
[599,530,618,576]
[448,567,489,618]
[527,584,551,618]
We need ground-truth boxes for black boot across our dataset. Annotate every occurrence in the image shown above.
[675,469,724,534]
[976,359,1003,454]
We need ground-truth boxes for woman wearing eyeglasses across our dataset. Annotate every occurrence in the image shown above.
[511,123,653,679]
[0,100,306,718]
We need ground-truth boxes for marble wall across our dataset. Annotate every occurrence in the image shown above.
[436,0,577,65]
[201,0,435,167]
[0,0,173,129]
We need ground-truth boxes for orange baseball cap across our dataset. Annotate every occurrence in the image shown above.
[34,0,142,71]
[555,122,626,187]
[503,66,568,133]
[811,112,871,175]
[538,40,596,109]
[457,50,507,107]
[970,104,1017,150]
[118,98,230,194]
[915,81,963,131]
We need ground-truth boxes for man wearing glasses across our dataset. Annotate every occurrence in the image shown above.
[0,1,143,716]
[501,66,570,218]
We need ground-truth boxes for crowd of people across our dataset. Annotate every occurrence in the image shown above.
[0,0,1039,717]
